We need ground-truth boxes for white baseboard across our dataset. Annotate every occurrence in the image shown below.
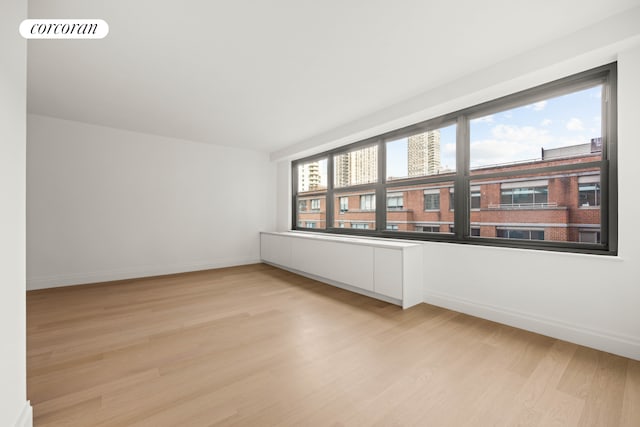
[26,257,261,290]
[14,401,32,427]
[424,290,640,361]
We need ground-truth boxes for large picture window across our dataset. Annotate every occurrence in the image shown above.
[291,63,617,255]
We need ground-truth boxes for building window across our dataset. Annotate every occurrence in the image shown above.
[424,192,440,210]
[579,176,600,207]
[496,229,544,240]
[306,222,316,229]
[416,225,440,232]
[339,196,349,212]
[298,200,307,212]
[470,187,481,210]
[292,63,616,255]
[387,193,403,210]
[500,184,549,207]
[579,230,601,243]
[386,224,399,230]
[360,194,375,211]
[310,199,321,211]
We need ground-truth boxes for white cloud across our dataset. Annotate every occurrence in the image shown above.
[566,118,584,131]
[532,100,547,111]
[470,139,539,167]
[491,124,550,142]
[540,119,552,127]
[470,124,552,167]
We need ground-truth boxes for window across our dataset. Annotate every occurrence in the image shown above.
[416,225,440,233]
[579,230,601,243]
[470,187,481,210]
[387,193,403,210]
[297,160,327,193]
[424,191,440,210]
[334,191,376,229]
[579,176,600,207]
[360,194,375,211]
[500,183,549,207]
[292,63,616,254]
[386,124,457,180]
[339,196,349,212]
[296,195,326,229]
[496,228,544,240]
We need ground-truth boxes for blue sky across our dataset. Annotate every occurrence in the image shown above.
[386,84,602,177]
[469,85,602,168]
[302,85,602,185]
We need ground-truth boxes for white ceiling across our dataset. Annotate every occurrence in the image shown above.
[27,0,640,153]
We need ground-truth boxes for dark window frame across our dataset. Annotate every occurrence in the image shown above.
[291,63,617,255]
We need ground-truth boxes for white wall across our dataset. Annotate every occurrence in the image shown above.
[27,115,276,289]
[422,45,640,360]
[276,160,291,231]
[273,13,640,359]
[0,2,31,426]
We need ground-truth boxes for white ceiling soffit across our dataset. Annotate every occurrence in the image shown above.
[27,1,640,154]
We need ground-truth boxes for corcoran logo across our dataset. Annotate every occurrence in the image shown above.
[19,19,109,39]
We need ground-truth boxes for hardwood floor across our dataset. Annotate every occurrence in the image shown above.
[27,263,640,426]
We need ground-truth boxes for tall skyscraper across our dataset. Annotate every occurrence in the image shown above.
[335,145,378,187]
[298,161,321,192]
[408,130,441,176]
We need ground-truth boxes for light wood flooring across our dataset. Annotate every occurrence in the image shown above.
[27,263,640,426]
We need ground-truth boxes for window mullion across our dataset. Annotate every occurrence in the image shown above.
[376,139,386,231]
[326,155,335,229]
[455,115,469,239]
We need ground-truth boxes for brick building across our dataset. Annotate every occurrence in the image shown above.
[297,144,601,244]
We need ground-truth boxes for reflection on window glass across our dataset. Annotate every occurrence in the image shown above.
[297,159,327,193]
[470,85,602,170]
[334,145,378,188]
[387,124,456,181]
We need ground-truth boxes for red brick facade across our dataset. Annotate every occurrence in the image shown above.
[297,154,601,243]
